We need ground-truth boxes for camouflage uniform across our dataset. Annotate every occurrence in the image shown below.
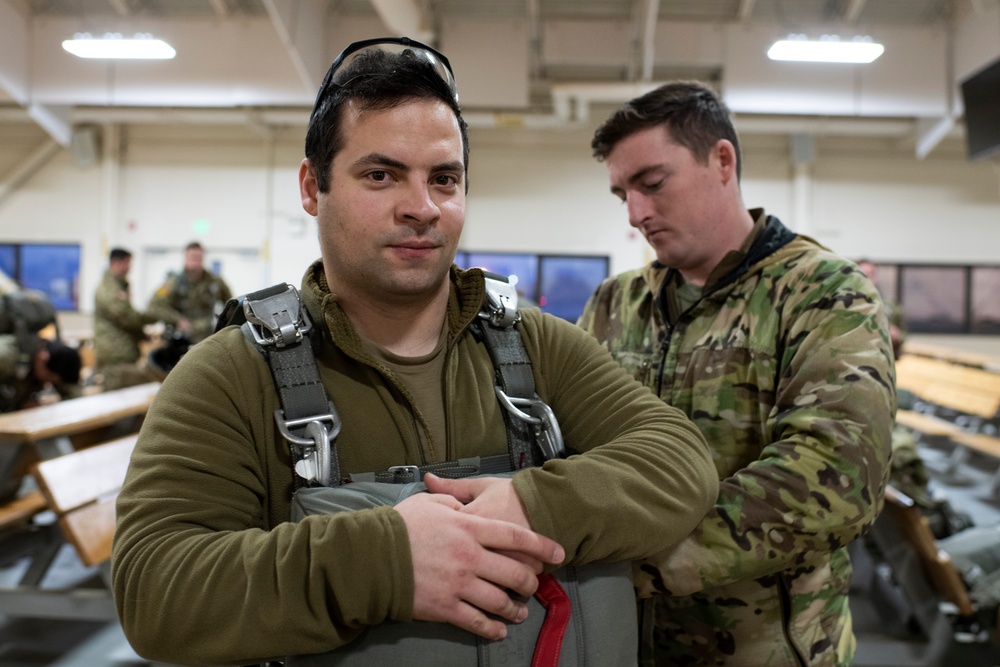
[146,269,232,344]
[579,211,895,666]
[0,333,36,413]
[94,269,162,390]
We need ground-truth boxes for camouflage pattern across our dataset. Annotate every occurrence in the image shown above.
[579,213,895,666]
[146,269,232,343]
[0,334,81,412]
[94,270,158,367]
[0,333,31,413]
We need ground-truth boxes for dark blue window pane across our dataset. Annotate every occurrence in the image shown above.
[20,244,80,310]
[0,245,15,281]
[462,252,539,305]
[539,256,609,322]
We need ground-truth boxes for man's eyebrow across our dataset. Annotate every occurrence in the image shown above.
[611,164,664,196]
[430,160,465,175]
[352,153,408,172]
[627,164,664,186]
[351,154,464,178]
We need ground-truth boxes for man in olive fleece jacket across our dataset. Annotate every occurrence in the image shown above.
[111,38,718,666]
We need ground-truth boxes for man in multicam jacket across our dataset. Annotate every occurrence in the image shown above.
[146,241,232,344]
[578,81,895,666]
[94,247,163,390]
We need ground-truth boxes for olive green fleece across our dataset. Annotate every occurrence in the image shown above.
[112,261,717,666]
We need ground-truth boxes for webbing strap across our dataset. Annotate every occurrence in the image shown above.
[266,337,329,421]
[531,573,572,667]
[473,321,539,470]
[348,454,512,484]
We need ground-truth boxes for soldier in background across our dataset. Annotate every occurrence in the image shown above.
[146,241,232,344]
[579,81,894,666]
[0,287,81,501]
[94,247,163,390]
[0,280,81,412]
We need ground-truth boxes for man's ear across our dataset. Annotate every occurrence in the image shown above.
[299,159,320,216]
[714,139,738,185]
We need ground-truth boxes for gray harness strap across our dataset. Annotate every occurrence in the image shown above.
[215,274,563,488]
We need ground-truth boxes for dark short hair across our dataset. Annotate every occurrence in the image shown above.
[305,44,469,194]
[185,241,204,252]
[592,81,743,181]
[110,247,132,262]
[44,340,81,385]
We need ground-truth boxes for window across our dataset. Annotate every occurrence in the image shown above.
[456,251,609,322]
[864,263,1000,335]
[538,255,610,322]
[0,243,81,310]
[972,267,1000,334]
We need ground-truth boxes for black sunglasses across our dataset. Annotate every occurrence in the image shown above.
[311,36,458,114]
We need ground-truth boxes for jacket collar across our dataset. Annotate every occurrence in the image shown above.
[641,210,798,300]
[300,260,487,358]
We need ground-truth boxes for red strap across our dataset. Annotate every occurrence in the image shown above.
[531,573,572,667]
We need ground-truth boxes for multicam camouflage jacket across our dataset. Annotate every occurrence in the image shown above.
[94,270,158,367]
[579,213,895,667]
[146,269,232,343]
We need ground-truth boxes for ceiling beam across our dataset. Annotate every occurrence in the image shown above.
[262,0,328,94]
[209,0,230,18]
[106,0,131,17]
[626,0,661,81]
[640,0,660,82]
[369,0,434,44]
[0,0,30,106]
[844,0,867,23]
[0,137,63,210]
[526,0,543,79]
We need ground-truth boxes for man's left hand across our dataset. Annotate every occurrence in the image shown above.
[423,474,531,530]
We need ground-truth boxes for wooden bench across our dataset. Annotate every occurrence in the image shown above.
[894,354,1000,489]
[895,355,1000,422]
[865,485,990,646]
[904,341,1000,373]
[0,381,159,505]
[0,433,138,621]
[881,485,976,618]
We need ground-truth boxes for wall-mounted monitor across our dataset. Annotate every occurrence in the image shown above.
[960,56,1000,161]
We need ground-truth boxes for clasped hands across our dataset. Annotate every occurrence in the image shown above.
[394,473,565,640]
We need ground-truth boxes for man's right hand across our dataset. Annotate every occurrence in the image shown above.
[394,492,565,640]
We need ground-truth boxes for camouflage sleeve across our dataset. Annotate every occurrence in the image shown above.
[0,334,19,379]
[95,283,155,335]
[145,279,182,326]
[638,266,895,596]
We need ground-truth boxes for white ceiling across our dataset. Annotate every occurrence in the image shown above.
[1,0,999,159]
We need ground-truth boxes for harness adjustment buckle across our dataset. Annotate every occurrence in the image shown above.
[244,284,313,349]
[494,387,565,460]
[276,405,341,486]
[480,273,521,328]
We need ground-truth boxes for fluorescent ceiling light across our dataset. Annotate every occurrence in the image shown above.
[62,32,176,60]
[767,35,884,64]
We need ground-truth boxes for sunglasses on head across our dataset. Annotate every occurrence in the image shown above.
[311,37,458,114]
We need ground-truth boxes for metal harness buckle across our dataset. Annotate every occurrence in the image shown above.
[480,273,521,328]
[277,407,342,487]
[245,284,337,485]
[494,387,565,461]
[244,284,313,349]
